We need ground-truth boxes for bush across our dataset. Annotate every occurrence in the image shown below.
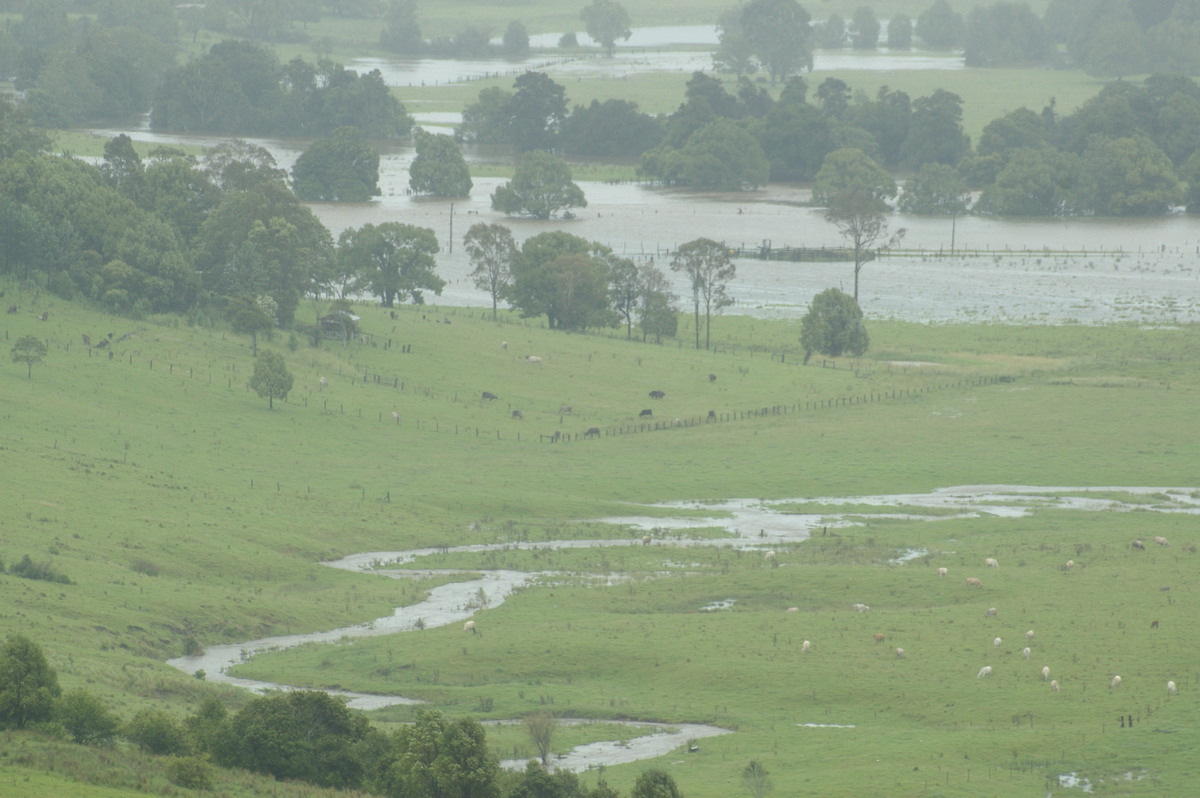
[165,756,214,790]
[56,689,121,745]
[9,554,71,584]
[124,709,190,755]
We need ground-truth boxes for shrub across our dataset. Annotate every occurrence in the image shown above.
[165,756,214,790]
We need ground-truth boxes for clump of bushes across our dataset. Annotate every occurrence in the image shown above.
[7,555,71,584]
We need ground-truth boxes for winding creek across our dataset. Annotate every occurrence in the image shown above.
[167,485,1200,772]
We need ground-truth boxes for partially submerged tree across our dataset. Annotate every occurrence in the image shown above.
[249,349,293,410]
[463,222,517,320]
[492,150,587,219]
[409,129,472,197]
[524,712,558,765]
[11,335,47,379]
[670,237,736,350]
[801,288,869,363]
[581,0,632,56]
[291,127,380,201]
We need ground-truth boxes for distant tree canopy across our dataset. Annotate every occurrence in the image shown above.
[801,288,869,361]
[964,2,1054,67]
[506,231,617,330]
[581,0,632,56]
[457,71,568,153]
[409,129,473,197]
[153,42,411,138]
[292,127,380,201]
[1046,0,1200,76]
[492,150,587,219]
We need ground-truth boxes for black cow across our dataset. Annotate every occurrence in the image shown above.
[512,410,523,420]
[708,373,717,382]
[649,390,665,399]
[482,391,499,400]
[585,427,601,438]
[639,409,653,418]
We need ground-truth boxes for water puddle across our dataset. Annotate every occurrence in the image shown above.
[167,486,1198,767]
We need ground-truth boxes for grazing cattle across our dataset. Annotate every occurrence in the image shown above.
[1064,559,1075,570]
[584,426,600,438]
[993,637,1002,648]
[802,640,811,654]
[1168,680,1178,695]
[642,535,652,545]
[1025,630,1035,640]
[1154,536,1169,546]
[1050,679,1060,692]
[1110,675,1121,689]
[977,665,993,678]
[673,418,682,427]
[82,334,91,346]
[851,603,870,613]
[38,311,48,321]
[558,405,572,415]
[707,409,716,420]
[501,341,508,349]
[319,376,328,389]
[463,620,478,635]
[527,355,542,364]
[391,411,400,423]
[874,633,886,644]
[1041,666,1051,681]
[1132,539,1146,550]
[708,373,717,382]
[1151,620,1159,629]
[937,567,948,577]
[985,557,1000,568]
[785,606,799,613]
[482,391,498,400]
[649,390,665,399]
[985,607,998,617]
[764,550,776,562]
[966,577,983,588]
[1022,647,1031,660]
[639,409,653,417]
[895,647,905,659]
[512,410,523,420]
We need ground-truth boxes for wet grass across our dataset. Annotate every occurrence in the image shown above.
[1,275,1198,795]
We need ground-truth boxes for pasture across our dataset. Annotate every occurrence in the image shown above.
[1,276,1198,796]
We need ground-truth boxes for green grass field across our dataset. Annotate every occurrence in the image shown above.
[2,270,1198,795]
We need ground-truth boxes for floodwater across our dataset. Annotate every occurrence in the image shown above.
[166,485,1198,771]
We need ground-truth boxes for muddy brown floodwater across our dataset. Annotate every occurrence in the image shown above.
[166,486,1199,772]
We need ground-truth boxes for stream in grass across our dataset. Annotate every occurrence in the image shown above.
[166,485,1200,772]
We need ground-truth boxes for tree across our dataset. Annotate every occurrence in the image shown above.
[901,89,969,169]
[580,0,631,57]
[524,713,558,765]
[0,635,59,729]
[1075,135,1181,215]
[507,231,613,329]
[381,0,422,54]
[898,163,969,214]
[492,150,587,219]
[741,0,813,82]
[851,6,880,49]
[631,769,681,798]
[374,708,498,798]
[678,118,770,189]
[742,760,774,798]
[409,129,472,197]
[671,238,736,350]
[825,190,905,302]
[963,2,1053,67]
[249,350,294,410]
[338,223,444,308]
[975,147,1081,216]
[503,20,531,57]
[506,71,568,153]
[57,689,121,745]
[292,127,380,201]
[800,288,869,362]
[0,95,51,159]
[813,14,847,49]
[637,261,680,343]
[464,222,517,320]
[916,0,964,48]
[812,147,896,207]
[228,295,276,355]
[887,14,914,48]
[608,254,641,339]
[561,99,664,158]
[457,86,515,145]
[11,335,48,379]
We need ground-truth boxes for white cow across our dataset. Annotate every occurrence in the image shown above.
[1041,666,1051,681]
[966,577,983,588]
[1154,536,1169,546]
[993,637,1002,648]
[1110,675,1122,689]
[851,603,870,613]
[641,535,652,545]
[318,376,328,389]
[1064,559,1075,570]
[985,557,1000,568]
[764,550,777,562]
[1168,680,1178,695]
[464,620,478,635]
[937,567,948,577]
[1025,629,1035,640]
[1022,647,1031,660]
[977,665,993,678]
[802,639,811,654]
[785,606,799,613]
[985,607,998,617]
[895,647,905,659]
[1050,679,1060,692]
[527,355,542,364]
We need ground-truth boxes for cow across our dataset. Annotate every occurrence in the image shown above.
[639,409,653,417]
[527,355,542,364]
[977,665,993,678]
[1050,679,1060,692]
[1168,680,1178,695]
[5,305,16,314]
[558,406,572,415]
[1022,647,1031,660]
[708,373,717,382]
[1151,620,1159,629]
[895,647,905,659]
[482,391,498,400]
[512,410,523,420]
[873,633,886,644]
[802,640,811,654]
[1042,666,1051,681]
[985,607,998,617]
[1132,539,1146,550]
[464,620,478,636]
[966,577,983,588]
[649,390,665,399]
[851,603,870,613]
[937,567,948,577]
[641,535,652,545]
[985,557,1000,568]
[1154,536,1169,546]
[1110,675,1121,689]
[993,637,1002,648]
[584,427,600,438]
[707,410,716,420]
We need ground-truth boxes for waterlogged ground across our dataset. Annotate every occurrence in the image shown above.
[167,485,1200,771]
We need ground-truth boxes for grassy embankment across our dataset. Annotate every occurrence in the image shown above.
[1,272,1198,795]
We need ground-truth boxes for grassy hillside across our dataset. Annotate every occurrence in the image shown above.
[1,275,1198,795]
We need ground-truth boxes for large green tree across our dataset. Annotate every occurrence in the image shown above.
[741,0,813,82]
[631,769,682,798]
[671,237,736,350]
[898,163,969,215]
[57,689,121,745]
[507,231,614,330]
[373,708,498,798]
[975,147,1081,216]
[916,0,964,48]
[492,150,587,219]
[338,222,445,308]
[464,222,517,320]
[580,0,632,56]
[0,635,60,729]
[409,129,472,197]
[10,335,48,379]
[292,127,380,201]
[249,349,294,410]
[505,71,568,153]
[1075,135,1182,215]
[800,288,869,362]
[812,147,896,207]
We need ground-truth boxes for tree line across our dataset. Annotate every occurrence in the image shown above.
[0,633,711,797]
